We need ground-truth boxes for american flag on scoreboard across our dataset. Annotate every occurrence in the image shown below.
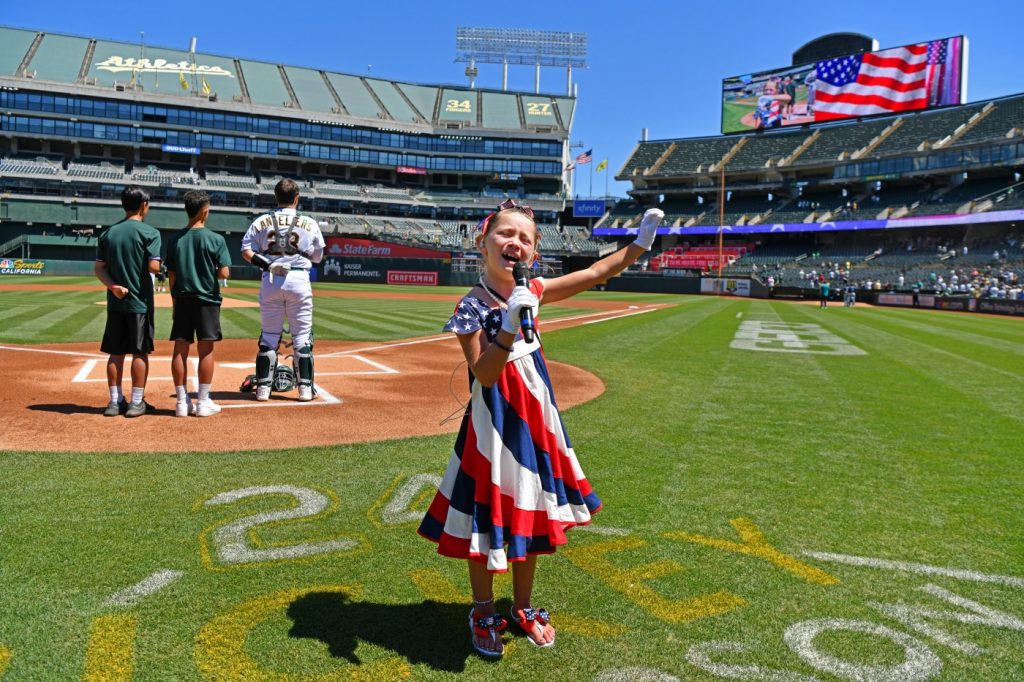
[813,42,942,122]
[924,38,963,107]
[575,149,593,164]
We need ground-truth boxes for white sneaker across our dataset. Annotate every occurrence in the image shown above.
[297,385,314,402]
[175,400,195,418]
[196,399,221,417]
[256,386,271,401]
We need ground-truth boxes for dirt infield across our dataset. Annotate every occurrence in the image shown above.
[0,336,605,453]
[0,301,670,453]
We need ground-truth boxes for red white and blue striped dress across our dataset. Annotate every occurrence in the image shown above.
[418,278,602,572]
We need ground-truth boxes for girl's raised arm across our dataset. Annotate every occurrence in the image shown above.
[541,209,663,305]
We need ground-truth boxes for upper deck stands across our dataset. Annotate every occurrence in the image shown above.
[240,59,292,108]
[0,27,36,76]
[285,66,337,114]
[329,73,384,120]
[367,79,424,124]
[0,25,572,135]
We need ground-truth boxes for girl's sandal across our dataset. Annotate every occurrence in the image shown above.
[468,609,507,658]
[510,607,555,648]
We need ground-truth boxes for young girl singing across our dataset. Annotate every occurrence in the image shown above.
[419,200,664,658]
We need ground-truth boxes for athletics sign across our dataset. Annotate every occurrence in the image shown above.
[94,56,234,78]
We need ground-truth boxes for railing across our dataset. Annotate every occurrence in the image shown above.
[0,235,27,257]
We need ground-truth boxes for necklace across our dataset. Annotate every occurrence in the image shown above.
[478,277,508,305]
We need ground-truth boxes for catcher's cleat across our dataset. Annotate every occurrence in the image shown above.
[255,386,271,401]
[297,385,314,402]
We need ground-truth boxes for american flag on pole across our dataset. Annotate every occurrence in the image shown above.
[575,149,593,164]
[813,42,936,122]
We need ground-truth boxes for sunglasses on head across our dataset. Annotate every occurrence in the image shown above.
[496,198,534,219]
[478,199,535,235]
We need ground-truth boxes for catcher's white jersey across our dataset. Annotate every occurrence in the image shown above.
[242,207,325,349]
[241,208,325,270]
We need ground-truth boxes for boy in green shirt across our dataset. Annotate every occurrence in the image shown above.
[94,186,162,417]
[166,190,232,417]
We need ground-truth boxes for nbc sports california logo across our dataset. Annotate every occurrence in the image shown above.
[0,259,13,269]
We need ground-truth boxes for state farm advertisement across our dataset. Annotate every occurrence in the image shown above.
[325,238,444,259]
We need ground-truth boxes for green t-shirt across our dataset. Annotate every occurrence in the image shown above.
[96,219,162,313]
[165,226,232,304]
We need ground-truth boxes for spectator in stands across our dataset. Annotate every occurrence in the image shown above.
[94,186,162,418]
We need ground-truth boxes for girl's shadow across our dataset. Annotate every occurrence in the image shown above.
[286,591,510,672]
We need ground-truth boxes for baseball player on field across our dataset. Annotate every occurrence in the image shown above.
[240,179,326,402]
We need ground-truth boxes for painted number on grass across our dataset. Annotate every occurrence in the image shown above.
[731,321,866,356]
[203,485,357,566]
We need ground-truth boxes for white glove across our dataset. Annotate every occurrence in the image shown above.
[634,208,664,251]
[500,286,539,335]
[269,261,292,276]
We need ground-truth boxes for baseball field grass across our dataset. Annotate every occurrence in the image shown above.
[1,279,1022,680]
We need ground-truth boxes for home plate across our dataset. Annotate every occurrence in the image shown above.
[219,383,342,408]
[220,354,396,376]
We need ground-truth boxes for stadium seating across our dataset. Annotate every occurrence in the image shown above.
[790,118,893,164]
[659,138,737,174]
[604,199,643,226]
[620,142,673,176]
[66,160,125,181]
[205,172,259,190]
[688,196,775,226]
[0,156,61,176]
[725,132,810,171]
[956,95,1024,145]
[869,104,987,157]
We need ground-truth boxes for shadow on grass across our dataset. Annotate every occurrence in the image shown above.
[287,592,508,672]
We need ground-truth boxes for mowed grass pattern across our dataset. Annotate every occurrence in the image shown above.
[0,279,610,345]
[0,283,1022,680]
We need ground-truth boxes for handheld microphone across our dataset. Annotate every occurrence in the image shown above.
[512,262,535,343]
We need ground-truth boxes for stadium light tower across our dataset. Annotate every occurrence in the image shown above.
[455,27,587,95]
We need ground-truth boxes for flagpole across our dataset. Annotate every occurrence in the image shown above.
[605,160,609,199]
[589,161,593,198]
[718,164,725,285]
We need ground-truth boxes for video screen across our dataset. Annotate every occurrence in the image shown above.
[721,36,966,134]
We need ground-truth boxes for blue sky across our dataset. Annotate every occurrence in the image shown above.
[4,0,1022,197]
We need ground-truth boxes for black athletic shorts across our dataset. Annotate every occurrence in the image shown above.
[100,311,155,356]
[170,297,223,342]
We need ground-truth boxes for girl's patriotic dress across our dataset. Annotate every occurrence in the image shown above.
[418,279,602,572]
